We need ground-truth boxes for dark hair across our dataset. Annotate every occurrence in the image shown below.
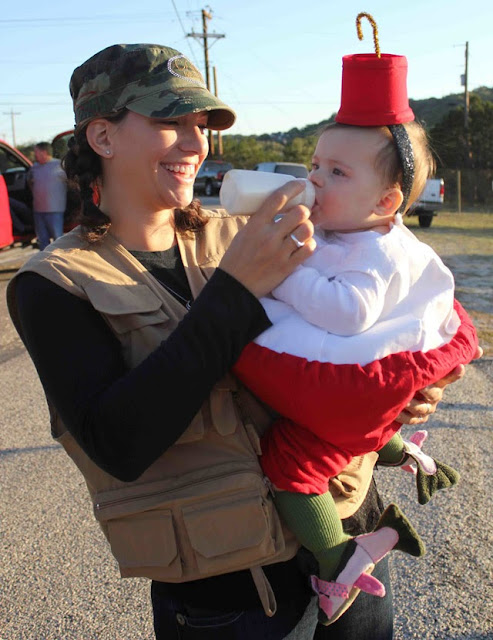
[62,109,208,244]
[35,141,53,156]
[321,121,435,212]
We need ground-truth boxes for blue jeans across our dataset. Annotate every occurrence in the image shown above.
[151,587,308,639]
[150,558,393,639]
[33,211,64,250]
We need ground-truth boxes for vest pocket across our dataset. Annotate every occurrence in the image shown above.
[105,308,169,335]
[106,510,182,577]
[93,470,285,581]
[183,491,276,575]
[84,281,169,334]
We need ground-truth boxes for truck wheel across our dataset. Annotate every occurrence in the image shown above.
[418,214,433,228]
[204,181,213,197]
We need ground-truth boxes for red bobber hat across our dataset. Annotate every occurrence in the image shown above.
[336,13,415,126]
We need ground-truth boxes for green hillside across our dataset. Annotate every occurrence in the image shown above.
[261,86,493,141]
[411,86,493,128]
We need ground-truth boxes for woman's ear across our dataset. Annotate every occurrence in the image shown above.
[375,187,404,218]
[86,119,114,158]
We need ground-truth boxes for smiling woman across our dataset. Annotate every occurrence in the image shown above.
[6,42,324,640]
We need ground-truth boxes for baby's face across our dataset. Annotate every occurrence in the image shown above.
[308,127,389,232]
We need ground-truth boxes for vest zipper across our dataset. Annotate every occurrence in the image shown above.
[94,468,263,512]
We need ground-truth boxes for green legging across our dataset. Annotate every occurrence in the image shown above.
[273,432,406,580]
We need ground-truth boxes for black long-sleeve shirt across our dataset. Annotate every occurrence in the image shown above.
[15,246,271,481]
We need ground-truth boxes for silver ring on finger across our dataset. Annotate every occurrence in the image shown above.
[425,402,432,415]
[290,233,305,249]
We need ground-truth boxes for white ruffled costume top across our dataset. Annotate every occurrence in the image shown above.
[256,215,459,366]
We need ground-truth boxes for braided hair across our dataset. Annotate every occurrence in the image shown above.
[62,109,208,244]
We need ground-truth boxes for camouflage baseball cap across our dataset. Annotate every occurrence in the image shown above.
[70,43,236,131]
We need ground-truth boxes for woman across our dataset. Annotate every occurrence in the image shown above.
[7,43,478,639]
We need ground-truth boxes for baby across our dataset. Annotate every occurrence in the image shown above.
[233,119,478,624]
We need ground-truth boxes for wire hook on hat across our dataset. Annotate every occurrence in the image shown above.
[356,12,381,58]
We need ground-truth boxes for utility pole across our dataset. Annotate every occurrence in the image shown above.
[463,41,470,131]
[461,41,471,168]
[187,8,225,157]
[3,108,20,147]
[213,65,223,156]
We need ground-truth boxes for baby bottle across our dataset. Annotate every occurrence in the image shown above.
[219,169,315,215]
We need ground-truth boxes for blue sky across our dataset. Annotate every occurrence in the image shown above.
[1,0,492,146]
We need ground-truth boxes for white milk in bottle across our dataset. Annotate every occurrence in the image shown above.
[219,169,315,215]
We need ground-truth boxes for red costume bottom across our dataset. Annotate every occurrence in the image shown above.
[233,301,478,494]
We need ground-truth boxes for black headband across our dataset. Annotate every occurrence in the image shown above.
[388,124,415,213]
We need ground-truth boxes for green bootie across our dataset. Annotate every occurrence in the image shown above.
[416,459,460,505]
[381,430,460,505]
[375,503,426,557]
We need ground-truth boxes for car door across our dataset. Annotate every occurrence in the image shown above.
[0,139,32,208]
[0,140,33,247]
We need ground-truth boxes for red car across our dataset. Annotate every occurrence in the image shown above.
[0,131,76,250]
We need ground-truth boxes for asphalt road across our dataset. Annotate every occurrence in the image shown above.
[1,222,492,640]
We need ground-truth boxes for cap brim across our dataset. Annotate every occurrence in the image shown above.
[125,87,236,131]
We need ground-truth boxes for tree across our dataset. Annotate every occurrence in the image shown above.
[221,136,284,168]
[429,94,493,170]
[17,142,35,160]
[283,136,317,166]
[469,98,493,169]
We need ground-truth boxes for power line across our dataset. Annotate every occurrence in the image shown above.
[169,0,200,66]
[2,109,20,146]
[187,9,226,156]
[0,12,175,23]
[0,100,69,107]
[0,60,78,65]
[0,93,65,96]
[0,100,338,106]
[221,101,339,105]
[187,11,225,91]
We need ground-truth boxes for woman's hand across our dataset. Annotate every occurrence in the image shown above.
[219,180,316,298]
[396,346,483,424]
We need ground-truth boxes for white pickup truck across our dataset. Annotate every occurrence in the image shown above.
[407,178,444,228]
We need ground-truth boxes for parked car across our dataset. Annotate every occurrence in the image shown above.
[254,162,309,179]
[0,139,34,248]
[0,131,78,250]
[194,160,233,196]
[407,178,445,228]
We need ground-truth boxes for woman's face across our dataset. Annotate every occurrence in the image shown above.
[107,110,209,212]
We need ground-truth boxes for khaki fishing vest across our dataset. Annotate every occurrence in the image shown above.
[8,209,377,616]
